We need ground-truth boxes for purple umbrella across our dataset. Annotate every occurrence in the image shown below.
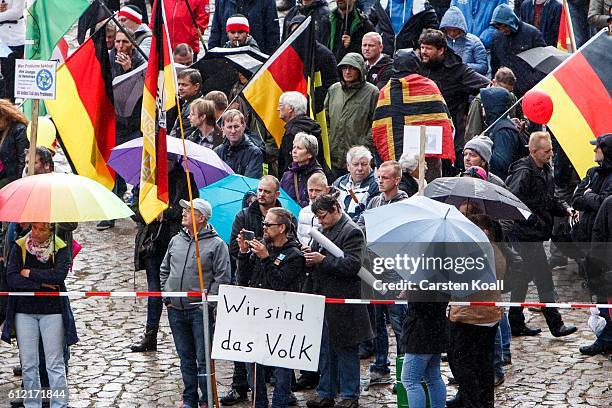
[108,136,234,188]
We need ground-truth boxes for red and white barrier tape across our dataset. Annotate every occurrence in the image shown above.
[0,291,609,308]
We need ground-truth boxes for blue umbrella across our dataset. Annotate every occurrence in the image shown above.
[363,195,497,298]
[199,175,302,243]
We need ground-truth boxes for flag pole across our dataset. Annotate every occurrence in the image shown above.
[182,0,208,53]
[479,95,524,137]
[562,0,577,53]
[418,125,426,194]
[175,86,219,408]
[27,100,40,176]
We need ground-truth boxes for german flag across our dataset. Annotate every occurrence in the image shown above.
[557,1,572,52]
[372,74,455,162]
[536,29,612,177]
[241,17,314,147]
[139,0,176,224]
[46,26,116,190]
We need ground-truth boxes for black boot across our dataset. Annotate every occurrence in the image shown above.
[579,341,612,355]
[509,306,541,336]
[12,365,22,376]
[130,325,158,352]
[293,371,319,391]
[543,307,577,337]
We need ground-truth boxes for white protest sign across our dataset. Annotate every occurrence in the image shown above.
[14,59,57,100]
[403,125,443,156]
[212,285,325,371]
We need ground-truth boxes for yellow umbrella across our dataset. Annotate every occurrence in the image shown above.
[0,173,133,223]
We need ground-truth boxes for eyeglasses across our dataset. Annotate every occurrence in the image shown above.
[262,221,282,228]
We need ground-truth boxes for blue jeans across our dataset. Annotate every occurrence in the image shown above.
[39,340,69,388]
[401,353,446,408]
[247,364,292,408]
[371,304,406,374]
[168,306,210,407]
[595,307,612,346]
[145,251,164,327]
[317,321,361,400]
[494,312,511,378]
[15,313,68,408]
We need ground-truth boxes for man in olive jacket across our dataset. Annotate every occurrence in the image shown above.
[304,194,373,408]
[325,52,379,180]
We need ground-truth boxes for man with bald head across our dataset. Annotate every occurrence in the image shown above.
[361,32,393,89]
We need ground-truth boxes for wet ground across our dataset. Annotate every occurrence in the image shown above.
[1,215,610,407]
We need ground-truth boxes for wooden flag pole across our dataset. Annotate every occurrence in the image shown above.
[27,100,40,176]
[175,92,219,408]
[562,0,577,53]
[418,125,426,194]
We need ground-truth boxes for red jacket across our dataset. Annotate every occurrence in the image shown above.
[162,0,210,54]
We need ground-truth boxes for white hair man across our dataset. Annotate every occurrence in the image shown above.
[277,91,324,174]
[331,146,379,221]
[398,152,426,196]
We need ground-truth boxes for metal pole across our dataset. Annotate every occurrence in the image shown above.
[202,292,214,408]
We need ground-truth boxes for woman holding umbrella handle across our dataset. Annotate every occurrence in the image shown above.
[2,222,77,408]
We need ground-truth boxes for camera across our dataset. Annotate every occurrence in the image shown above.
[242,230,255,241]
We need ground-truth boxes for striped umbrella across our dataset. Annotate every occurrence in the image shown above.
[0,173,134,223]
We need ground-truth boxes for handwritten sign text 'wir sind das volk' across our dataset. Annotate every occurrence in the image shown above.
[211,285,325,371]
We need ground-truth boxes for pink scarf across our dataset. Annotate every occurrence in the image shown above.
[25,233,53,263]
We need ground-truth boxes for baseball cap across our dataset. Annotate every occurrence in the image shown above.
[589,133,612,147]
[180,198,212,220]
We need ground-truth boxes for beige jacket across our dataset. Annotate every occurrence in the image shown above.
[449,243,506,325]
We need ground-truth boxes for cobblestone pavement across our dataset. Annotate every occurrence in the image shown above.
[1,219,610,407]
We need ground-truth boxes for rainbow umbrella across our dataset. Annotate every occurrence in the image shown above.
[0,173,134,223]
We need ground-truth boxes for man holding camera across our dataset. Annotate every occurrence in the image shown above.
[236,207,306,407]
[222,175,298,405]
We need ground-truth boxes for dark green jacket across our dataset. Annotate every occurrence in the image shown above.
[324,53,379,170]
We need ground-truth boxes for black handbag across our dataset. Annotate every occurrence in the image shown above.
[139,223,163,259]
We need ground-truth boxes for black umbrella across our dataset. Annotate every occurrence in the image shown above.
[424,177,532,220]
[112,64,147,118]
[517,46,570,75]
[190,46,269,96]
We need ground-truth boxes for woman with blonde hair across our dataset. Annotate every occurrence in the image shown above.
[2,222,78,408]
[0,99,29,188]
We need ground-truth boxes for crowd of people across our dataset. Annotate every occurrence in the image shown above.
[1,0,611,408]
